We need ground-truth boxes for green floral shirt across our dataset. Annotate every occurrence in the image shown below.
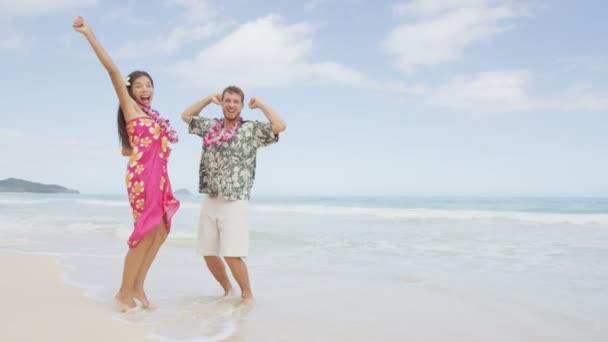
[188,117,278,200]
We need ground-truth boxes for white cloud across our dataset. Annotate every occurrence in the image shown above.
[115,0,222,58]
[0,0,97,52]
[167,0,219,22]
[427,70,608,113]
[369,80,428,95]
[557,83,608,112]
[0,0,97,16]
[170,15,371,89]
[116,23,220,58]
[393,0,490,17]
[430,70,535,112]
[384,0,528,73]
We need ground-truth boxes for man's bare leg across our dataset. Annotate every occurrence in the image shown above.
[204,256,233,295]
[224,256,253,303]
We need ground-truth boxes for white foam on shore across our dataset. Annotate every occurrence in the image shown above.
[252,204,608,225]
[74,199,127,207]
[4,194,607,226]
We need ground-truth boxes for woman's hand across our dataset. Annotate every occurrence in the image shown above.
[72,16,91,35]
[121,146,133,157]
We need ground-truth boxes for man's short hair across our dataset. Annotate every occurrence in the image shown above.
[222,86,244,103]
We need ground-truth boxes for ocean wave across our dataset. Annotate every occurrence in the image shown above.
[0,198,58,205]
[77,199,202,209]
[251,205,608,225]
[179,202,202,209]
[74,199,126,207]
[0,197,127,207]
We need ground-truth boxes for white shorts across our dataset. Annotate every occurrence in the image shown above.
[197,197,250,257]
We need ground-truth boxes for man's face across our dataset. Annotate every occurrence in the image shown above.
[221,91,243,121]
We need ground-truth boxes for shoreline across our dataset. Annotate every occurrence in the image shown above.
[0,250,154,342]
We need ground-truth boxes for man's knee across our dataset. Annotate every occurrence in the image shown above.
[223,256,242,264]
[204,255,221,263]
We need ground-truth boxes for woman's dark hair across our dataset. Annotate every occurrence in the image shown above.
[117,70,154,149]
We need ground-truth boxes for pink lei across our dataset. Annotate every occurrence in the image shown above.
[203,117,243,147]
[137,102,179,143]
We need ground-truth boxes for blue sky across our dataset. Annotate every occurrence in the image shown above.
[1,0,607,196]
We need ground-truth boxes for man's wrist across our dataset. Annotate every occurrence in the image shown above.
[256,101,267,111]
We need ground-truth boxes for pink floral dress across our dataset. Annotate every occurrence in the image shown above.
[125,116,180,248]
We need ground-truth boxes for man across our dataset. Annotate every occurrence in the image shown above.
[181,86,286,303]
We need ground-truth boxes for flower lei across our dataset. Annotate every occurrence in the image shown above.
[203,117,243,147]
[124,76,178,143]
[137,101,179,143]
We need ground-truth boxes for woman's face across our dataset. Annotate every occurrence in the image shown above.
[131,76,154,105]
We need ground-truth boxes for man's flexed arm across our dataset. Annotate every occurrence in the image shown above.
[181,94,221,123]
[248,97,286,134]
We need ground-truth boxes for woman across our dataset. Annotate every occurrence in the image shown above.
[73,16,180,311]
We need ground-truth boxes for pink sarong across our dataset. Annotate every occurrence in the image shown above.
[125,116,180,248]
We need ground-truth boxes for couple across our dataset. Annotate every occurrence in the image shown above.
[73,16,286,311]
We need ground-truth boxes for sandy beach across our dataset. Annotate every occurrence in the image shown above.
[0,250,153,342]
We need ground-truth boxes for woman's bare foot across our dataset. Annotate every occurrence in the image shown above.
[223,286,233,297]
[133,289,152,309]
[114,292,136,312]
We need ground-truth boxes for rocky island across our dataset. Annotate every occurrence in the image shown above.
[174,188,193,196]
[0,178,80,194]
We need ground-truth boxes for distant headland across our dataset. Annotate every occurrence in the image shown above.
[0,178,80,194]
[174,188,193,196]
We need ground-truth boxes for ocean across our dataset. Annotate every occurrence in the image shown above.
[1,193,607,341]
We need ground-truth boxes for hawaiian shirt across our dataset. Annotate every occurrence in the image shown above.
[188,117,279,200]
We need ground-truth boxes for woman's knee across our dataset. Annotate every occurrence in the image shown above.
[139,230,156,246]
[153,224,168,245]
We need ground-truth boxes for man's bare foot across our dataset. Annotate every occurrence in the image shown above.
[223,286,233,297]
[240,292,254,305]
[133,289,152,309]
